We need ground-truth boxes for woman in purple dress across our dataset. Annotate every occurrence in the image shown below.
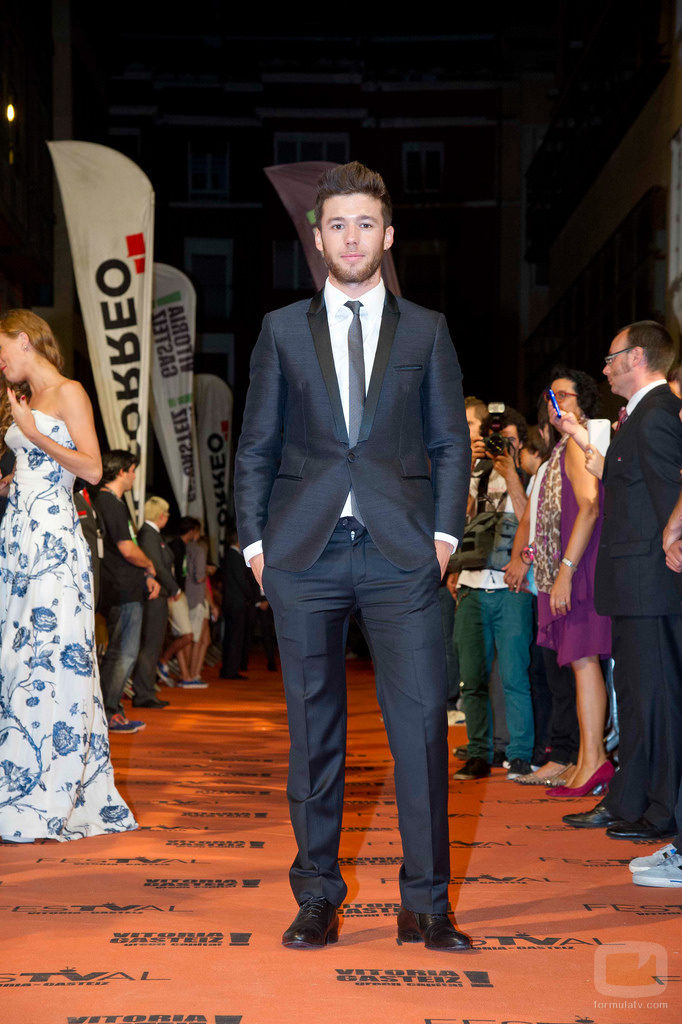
[534,368,612,797]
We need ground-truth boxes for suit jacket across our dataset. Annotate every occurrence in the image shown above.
[595,383,682,617]
[234,288,470,572]
[137,523,179,600]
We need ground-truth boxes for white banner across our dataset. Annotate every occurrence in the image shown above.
[194,374,233,565]
[151,264,201,515]
[48,140,154,521]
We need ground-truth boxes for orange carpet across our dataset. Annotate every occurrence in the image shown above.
[1,655,681,1024]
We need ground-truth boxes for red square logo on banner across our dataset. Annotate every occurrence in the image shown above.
[126,233,146,257]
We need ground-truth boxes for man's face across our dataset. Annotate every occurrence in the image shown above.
[120,464,137,493]
[314,193,394,291]
[466,408,484,442]
[604,329,636,399]
[500,424,521,457]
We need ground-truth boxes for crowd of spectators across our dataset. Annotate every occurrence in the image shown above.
[70,453,279,734]
[444,319,682,890]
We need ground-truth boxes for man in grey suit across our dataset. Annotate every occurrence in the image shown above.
[234,162,471,951]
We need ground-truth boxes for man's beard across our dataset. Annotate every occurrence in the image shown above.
[321,247,384,285]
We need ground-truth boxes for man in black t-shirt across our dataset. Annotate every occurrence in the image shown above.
[95,450,160,734]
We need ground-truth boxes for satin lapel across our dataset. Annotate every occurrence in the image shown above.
[307,290,348,445]
[357,290,400,444]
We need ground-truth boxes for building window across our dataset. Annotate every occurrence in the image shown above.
[402,143,444,193]
[272,240,314,291]
[274,133,349,165]
[188,144,229,197]
[184,238,233,318]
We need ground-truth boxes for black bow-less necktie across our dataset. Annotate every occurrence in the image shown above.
[344,300,364,523]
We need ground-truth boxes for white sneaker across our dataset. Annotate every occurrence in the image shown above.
[632,855,682,888]
[629,842,677,873]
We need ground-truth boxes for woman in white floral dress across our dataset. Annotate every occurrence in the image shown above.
[0,309,136,842]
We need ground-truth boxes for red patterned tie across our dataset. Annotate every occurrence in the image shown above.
[616,406,628,430]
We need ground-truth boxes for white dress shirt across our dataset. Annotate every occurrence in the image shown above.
[243,277,457,564]
[625,378,667,416]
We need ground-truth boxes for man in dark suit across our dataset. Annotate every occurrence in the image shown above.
[564,321,682,841]
[130,496,180,709]
[220,530,259,679]
[235,162,471,951]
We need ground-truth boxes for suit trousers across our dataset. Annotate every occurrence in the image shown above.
[132,596,169,702]
[605,615,682,830]
[131,598,169,700]
[263,521,450,913]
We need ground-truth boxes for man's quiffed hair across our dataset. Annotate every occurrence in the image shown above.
[623,320,676,375]
[314,161,392,227]
[101,449,137,484]
[480,406,528,446]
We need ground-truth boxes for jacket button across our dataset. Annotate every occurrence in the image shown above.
[347,451,356,462]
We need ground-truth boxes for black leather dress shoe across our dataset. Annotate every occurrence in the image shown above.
[132,698,169,708]
[562,799,622,829]
[606,818,677,841]
[282,897,339,949]
[397,908,471,951]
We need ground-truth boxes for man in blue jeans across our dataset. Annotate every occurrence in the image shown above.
[453,408,535,780]
[95,451,160,734]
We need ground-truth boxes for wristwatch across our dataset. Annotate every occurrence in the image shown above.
[561,556,575,570]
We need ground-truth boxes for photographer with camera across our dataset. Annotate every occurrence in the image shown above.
[452,405,535,780]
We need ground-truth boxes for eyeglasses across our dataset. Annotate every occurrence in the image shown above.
[543,388,578,402]
[604,346,633,365]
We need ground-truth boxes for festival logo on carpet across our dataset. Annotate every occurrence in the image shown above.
[143,879,260,889]
[0,903,187,915]
[585,903,682,917]
[109,932,250,946]
[165,840,265,848]
[336,969,493,987]
[0,968,169,987]
[66,1016,242,1023]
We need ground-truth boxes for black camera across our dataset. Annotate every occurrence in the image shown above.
[483,403,514,457]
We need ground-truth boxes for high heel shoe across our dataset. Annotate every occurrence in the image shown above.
[546,760,614,797]
[517,763,571,786]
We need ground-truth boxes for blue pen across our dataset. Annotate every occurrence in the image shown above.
[547,387,562,419]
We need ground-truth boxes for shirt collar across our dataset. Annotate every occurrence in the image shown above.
[145,519,160,533]
[626,378,667,416]
[323,277,386,322]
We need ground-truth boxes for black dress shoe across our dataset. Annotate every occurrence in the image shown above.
[219,672,248,680]
[397,908,471,951]
[132,698,169,708]
[606,818,677,841]
[282,897,339,949]
[453,756,490,780]
[562,799,622,829]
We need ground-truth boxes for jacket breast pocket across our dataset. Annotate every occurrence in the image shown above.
[394,364,423,372]
[399,454,431,480]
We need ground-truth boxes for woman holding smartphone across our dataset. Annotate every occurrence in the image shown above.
[533,368,612,797]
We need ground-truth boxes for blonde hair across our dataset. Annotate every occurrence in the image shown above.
[144,496,170,522]
[0,309,65,452]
